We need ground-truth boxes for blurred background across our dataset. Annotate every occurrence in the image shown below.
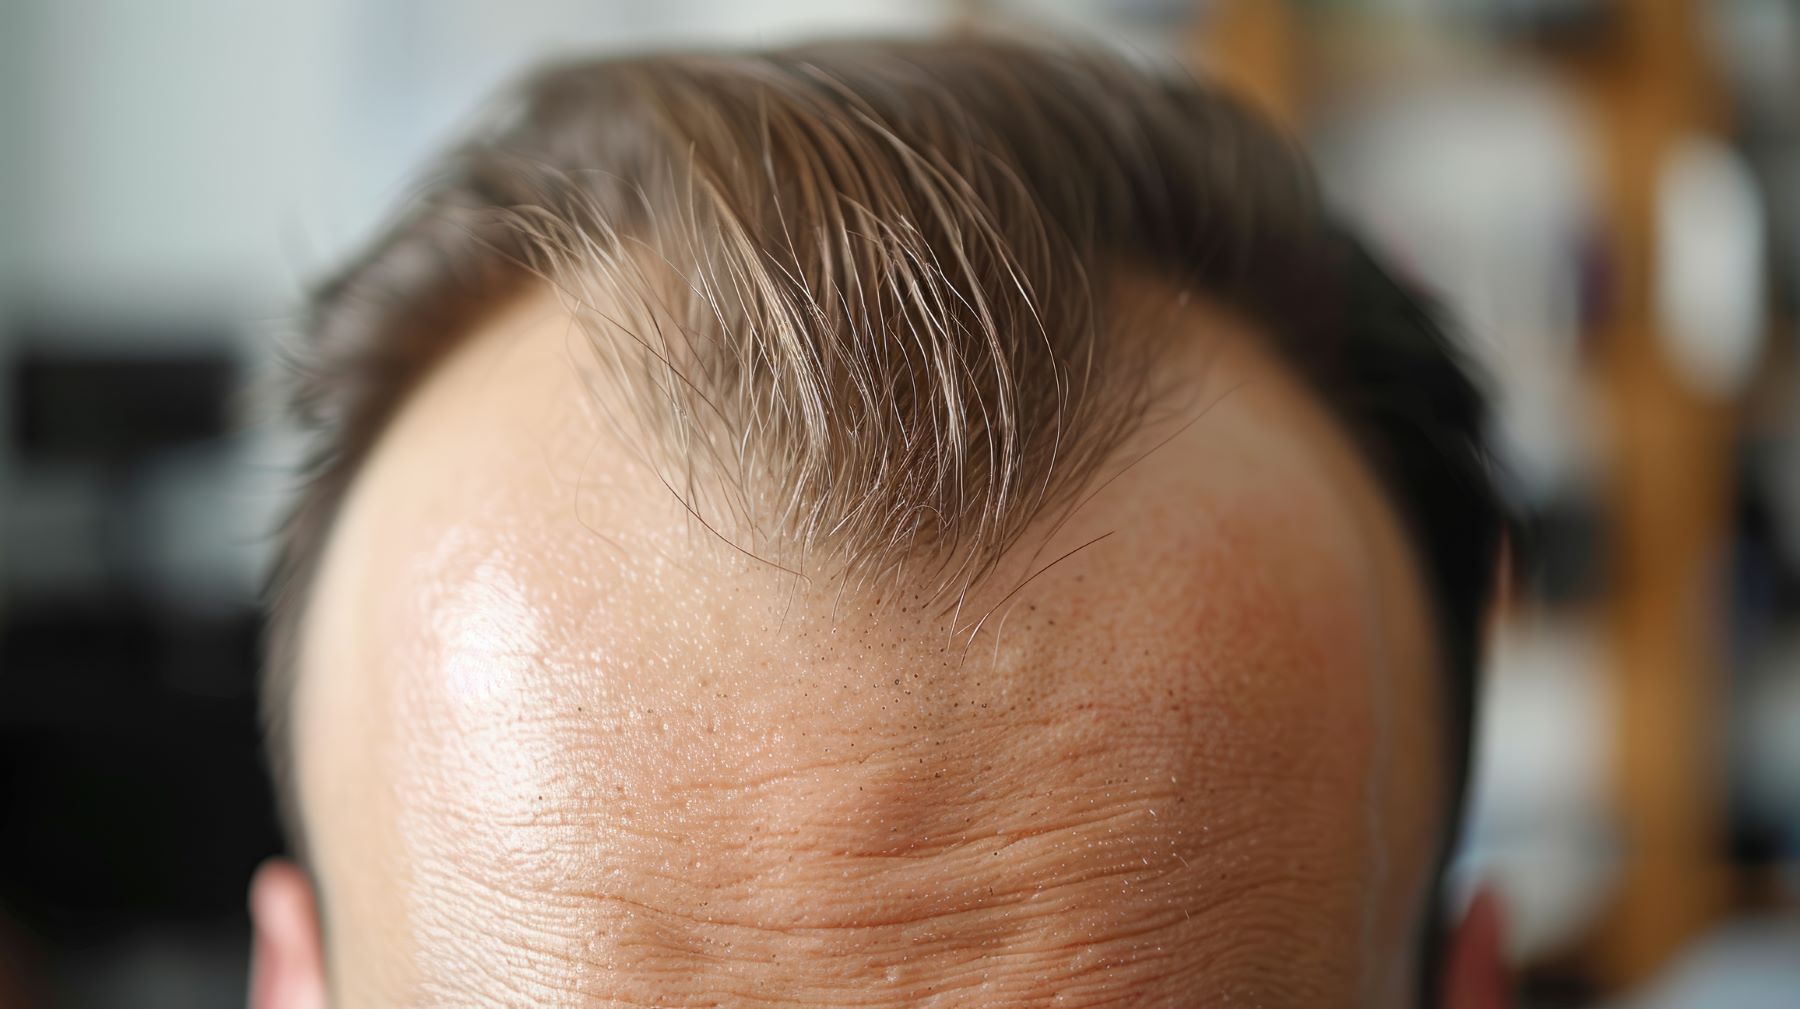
[0,0,1795,1005]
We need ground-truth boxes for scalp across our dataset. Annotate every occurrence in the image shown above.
[294,288,1444,1007]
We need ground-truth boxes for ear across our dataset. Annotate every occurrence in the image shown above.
[249,859,329,1009]
[1439,887,1513,1009]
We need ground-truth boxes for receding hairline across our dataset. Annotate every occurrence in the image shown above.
[262,38,1503,870]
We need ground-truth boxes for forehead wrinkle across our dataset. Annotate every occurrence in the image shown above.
[297,289,1435,1007]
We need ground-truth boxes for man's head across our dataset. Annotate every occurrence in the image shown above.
[253,40,1505,1008]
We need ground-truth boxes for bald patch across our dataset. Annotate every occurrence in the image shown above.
[293,288,1444,1007]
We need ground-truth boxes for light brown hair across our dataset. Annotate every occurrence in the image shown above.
[265,38,1502,864]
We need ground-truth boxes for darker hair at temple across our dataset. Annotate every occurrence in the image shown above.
[263,36,1504,936]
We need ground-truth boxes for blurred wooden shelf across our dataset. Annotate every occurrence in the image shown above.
[1190,0,1747,992]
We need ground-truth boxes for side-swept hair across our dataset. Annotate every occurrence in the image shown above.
[264,38,1502,879]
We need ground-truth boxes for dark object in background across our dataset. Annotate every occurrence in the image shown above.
[13,348,232,463]
[2,328,282,1009]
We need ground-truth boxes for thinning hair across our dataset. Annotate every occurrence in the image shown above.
[265,38,1502,865]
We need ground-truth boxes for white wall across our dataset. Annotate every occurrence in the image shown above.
[2,0,955,333]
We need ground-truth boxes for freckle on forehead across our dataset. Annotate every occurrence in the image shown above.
[300,293,1440,1006]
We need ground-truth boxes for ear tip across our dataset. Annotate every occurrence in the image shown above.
[248,859,328,1009]
[250,859,301,915]
[1467,884,1508,941]
[1441,882,1514,1009]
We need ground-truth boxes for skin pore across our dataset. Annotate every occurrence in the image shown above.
[274,279,1456,1008]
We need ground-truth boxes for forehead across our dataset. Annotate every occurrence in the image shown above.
[294,290,1444,1006]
